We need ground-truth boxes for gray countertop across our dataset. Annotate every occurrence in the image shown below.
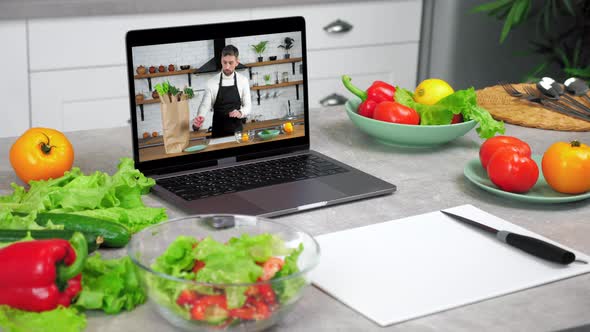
[1,107,590,331]
[0,0,373,20]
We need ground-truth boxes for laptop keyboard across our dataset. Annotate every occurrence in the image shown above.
[156,154,348,201]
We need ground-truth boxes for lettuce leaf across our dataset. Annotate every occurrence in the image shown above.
[273,244,306,304]
[0,306,86,332]
[395,88,454,125]
[227,233,291,263]
[0,208,44,230]
[152,235,199,277]
[68,206,167,233]
[74,253,146,314]
[395,87,505,138]
[0,158,166,232]
[0,158,155,213]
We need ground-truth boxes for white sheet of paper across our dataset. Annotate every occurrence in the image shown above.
[311,204,590,327]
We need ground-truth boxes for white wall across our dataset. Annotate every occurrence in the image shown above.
[0,21,29,137]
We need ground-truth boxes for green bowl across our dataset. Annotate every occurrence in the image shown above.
[257,129,280,140]
[464,155,590,204]
[345,97,477,148]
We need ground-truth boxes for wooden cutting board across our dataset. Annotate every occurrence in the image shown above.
[476,83,590,131]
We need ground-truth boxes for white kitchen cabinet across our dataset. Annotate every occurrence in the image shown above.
[30,66,130,132]
[253,0,422,108]
[251,0,421,50]
[0,21,29,138]
[28,10,251,71]
[27,9,251,133]
[308,43,419,82]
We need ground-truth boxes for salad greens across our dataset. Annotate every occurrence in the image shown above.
[68,207,167,233]
[74,253,146,314]
[155,81,194,102]
[0,305,86,332]
[273,244,305,304]
[0,208,59,230]
[0,158,167,233]
[151,234,306,312]
[395,87,505,138]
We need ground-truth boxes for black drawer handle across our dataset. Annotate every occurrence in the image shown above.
[323,19,353,34]
[320,93,348,106]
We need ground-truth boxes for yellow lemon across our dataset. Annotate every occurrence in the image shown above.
[242,133,249,142]
[283,122,294,134]
[413,78,454,105]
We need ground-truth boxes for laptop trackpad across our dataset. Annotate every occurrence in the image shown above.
[239,181,346,211]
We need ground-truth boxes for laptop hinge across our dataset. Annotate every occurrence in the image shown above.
[217,156,237,166]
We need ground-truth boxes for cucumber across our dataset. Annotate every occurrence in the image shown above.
[36,213,131,248]
[0,229,102,253]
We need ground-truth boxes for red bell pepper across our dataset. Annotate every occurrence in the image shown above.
[0,232,88,312]
[342,75,396,117]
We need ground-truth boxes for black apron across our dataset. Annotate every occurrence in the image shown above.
[211,73,243,138]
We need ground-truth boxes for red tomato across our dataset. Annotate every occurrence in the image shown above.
[247,297,271,320]
[176,289,199,307]
[260,257,284,281]
[358,99,378,118]
[372,102,420,125]
[229,306,257,320]
[257,284,276,306]
[190,295,227,321]
[487,149,539,193]
[451,114,463,124]
[192,260,205,274]
[479,136,531,169]
[245,285,259,296]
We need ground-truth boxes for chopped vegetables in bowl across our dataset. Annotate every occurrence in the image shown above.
[346,97,477,148]
[127,215,320,331]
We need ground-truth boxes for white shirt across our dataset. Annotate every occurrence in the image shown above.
[197,71,251,118]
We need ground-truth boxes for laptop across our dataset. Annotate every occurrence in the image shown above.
[125,16,395,217]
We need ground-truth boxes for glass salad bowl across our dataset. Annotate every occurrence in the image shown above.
[128,215,320,331]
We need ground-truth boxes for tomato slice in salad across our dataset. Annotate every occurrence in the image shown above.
[260,257,284,281]
[192,260,206,274]
[229,306,257,320]
[190,295,228,321]
[176,289,199,307]
[249,298,271,320]
[257,284,276,306]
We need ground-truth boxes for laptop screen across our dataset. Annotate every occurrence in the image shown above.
[126,17,309,173]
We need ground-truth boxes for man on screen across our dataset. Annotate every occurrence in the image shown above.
[192,45,251,138]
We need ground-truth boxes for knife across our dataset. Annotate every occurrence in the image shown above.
[440,210,577,265]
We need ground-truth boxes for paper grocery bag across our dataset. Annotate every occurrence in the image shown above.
[160,94,190,154]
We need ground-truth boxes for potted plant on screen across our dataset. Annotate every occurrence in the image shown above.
[278,37,294,59]
[251,41,268,62]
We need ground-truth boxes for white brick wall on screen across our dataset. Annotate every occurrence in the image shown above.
[132,32,304,139]
[226,32,302,64]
